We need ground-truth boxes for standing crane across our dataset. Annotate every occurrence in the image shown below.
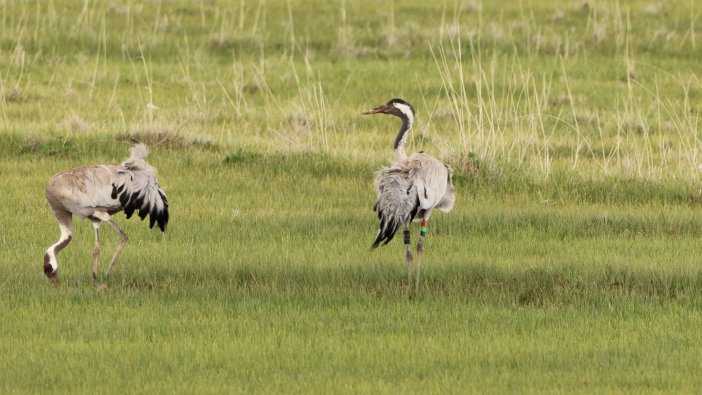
[43,143,169,288]
[363,98,455,294]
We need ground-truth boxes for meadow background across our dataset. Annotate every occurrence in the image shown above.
[2,0,702,393]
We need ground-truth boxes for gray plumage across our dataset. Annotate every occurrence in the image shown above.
[373,153,455,247]
[363,98,455,294]
[43,143,168,286]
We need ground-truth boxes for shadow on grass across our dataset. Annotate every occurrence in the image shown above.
[115,262,702,307]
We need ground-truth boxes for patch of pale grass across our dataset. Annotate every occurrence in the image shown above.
[118,126,215,150]
[64,115,88,134]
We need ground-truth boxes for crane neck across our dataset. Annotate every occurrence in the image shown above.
[44,233,71,275]
[392,115,413,163]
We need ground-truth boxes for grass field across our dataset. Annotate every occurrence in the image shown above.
[2,0,702,393]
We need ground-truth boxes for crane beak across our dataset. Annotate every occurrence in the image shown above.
[362,104,392,115]
[48,272,58,286]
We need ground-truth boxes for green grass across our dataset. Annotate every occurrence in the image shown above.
[3,0,702,393]
[4,143,702,393]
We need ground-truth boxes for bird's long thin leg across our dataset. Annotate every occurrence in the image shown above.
[415,221,428,293]
[103,220,128,282]
[403,224,413,294]
[44,210,73,285]
[91,221,101,285]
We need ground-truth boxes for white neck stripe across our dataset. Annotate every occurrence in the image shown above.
[393,103,414,125]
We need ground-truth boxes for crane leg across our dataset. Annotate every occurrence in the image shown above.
[91,221,101,285]
[102,220,128,284]
[415,221,428,293]
[403,225,413,295]
[44,211,73,285]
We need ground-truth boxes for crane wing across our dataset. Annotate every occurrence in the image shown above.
[111,145,169,231]
[408,153,455,212]
[372,167,419,248]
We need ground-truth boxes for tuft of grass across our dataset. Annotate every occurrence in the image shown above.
[117,129,218,151]
[223,148,263,165]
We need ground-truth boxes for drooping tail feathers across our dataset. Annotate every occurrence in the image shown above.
[111,144,169,231]
[372,167,419,248]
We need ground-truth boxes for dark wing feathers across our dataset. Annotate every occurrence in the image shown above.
[156,190,169,230]
[372,167,420,248]
[111,155,169,232]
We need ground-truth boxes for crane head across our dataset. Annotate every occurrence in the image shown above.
[362,98,415,120]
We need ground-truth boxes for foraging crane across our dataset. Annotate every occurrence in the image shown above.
[44,143,168,288]
[363,98,455,294]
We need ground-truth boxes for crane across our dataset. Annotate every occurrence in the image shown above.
[363,98,455,294]
[43,143,168,288]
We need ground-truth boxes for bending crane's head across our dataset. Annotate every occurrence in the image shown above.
[362,98,415,120]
